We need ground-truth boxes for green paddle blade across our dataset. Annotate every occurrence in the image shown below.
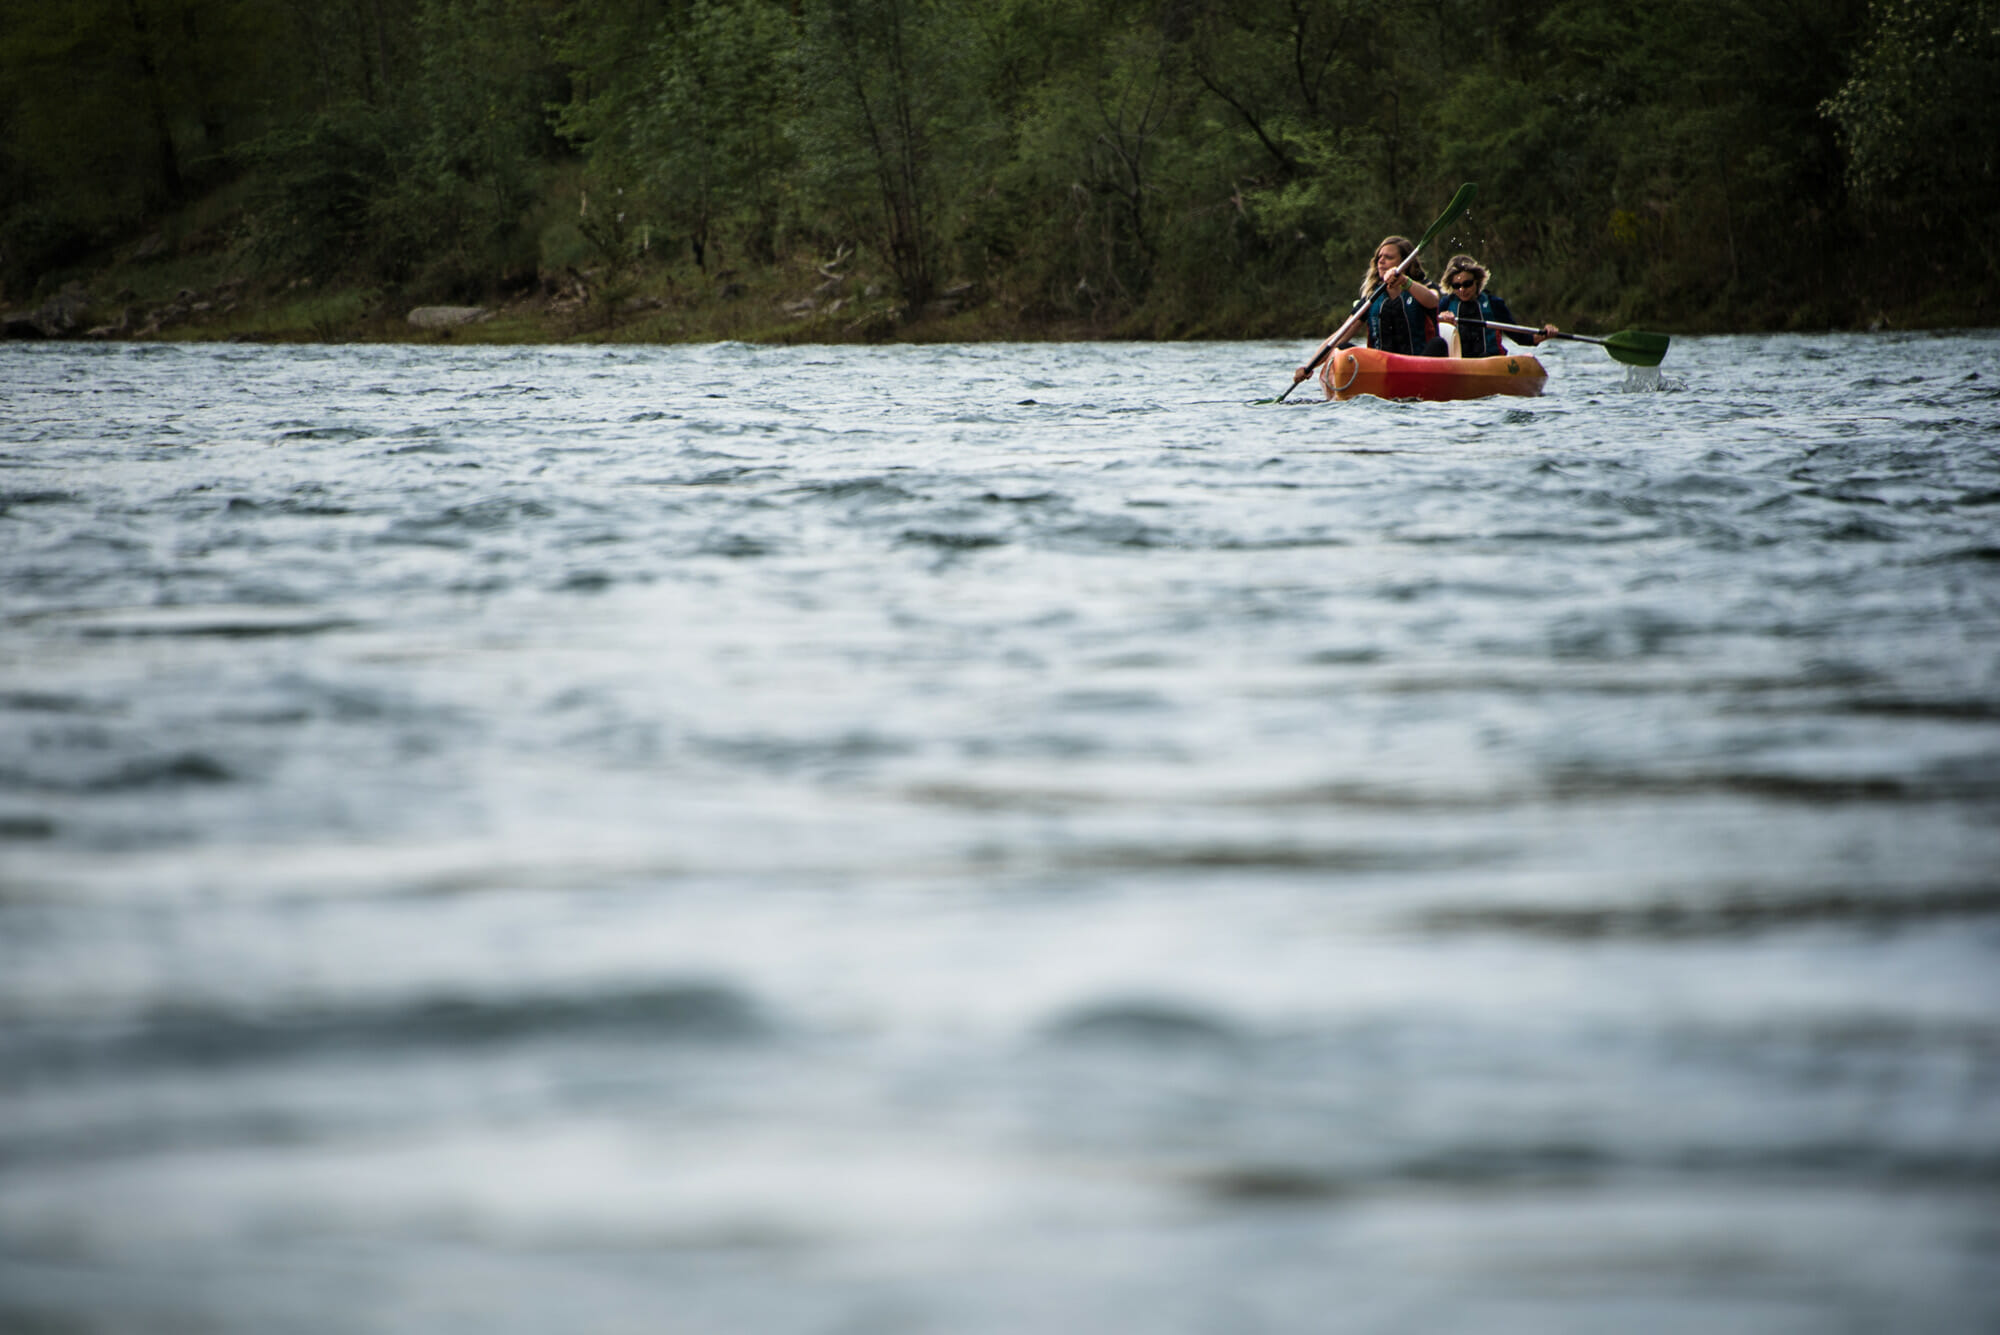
[1414,183,1477,252]
[1603,329,1670,368]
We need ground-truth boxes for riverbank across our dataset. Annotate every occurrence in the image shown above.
[0,196,1287,347]
[8,265,1971,347]
[1,273,1226,347]
[1,197,1975,347]
[0,257,1082,348]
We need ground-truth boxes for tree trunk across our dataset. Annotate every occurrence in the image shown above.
[124,0,185,207]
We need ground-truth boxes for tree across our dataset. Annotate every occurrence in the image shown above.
[628,0,795,270]
[795,0,999,311]
[1010,22,1192,312]
[1825,0,2000,285]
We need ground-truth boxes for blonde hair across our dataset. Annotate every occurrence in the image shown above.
[1441,253,1489,293]
[1360,235,1426,297]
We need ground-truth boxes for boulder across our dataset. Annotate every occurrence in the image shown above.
[14,282,95,336]
[406,305,491,329]
[85,308,132,338]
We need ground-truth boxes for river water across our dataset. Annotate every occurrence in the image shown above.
[2,333,1997,1333]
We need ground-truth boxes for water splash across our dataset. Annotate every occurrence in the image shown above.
[1622,364,1665,392]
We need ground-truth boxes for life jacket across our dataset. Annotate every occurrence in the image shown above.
[1364,287,1433,355]
[1441,291,1510,358]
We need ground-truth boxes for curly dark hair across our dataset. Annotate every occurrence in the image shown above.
[1441,253,1489,293]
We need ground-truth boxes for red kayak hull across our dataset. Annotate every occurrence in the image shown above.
[1319,347,1547,401]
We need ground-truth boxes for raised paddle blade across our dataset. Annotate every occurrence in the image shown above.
[1413,183,1477,253]
[1602,329,1670,368]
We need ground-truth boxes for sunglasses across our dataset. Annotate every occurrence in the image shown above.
[1449,278,1479,290]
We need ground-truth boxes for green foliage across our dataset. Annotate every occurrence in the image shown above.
[1825,0,2000,280]
[1413,0,1872,323]
[792,0,1007,309]
[1007,23,1184,312]
[233,104,401,279]
[2,0,1985,329]
[223,0,561,293]
[629,0,795,271]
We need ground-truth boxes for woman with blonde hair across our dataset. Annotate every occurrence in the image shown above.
[1350,234,1441,356]
[1290,233,1444,388]
[1434,254,1557,357]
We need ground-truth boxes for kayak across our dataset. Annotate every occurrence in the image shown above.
[1318,346,1547,402]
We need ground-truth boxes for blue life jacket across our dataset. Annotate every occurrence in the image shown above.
[1364,287,1432,355]
[1440,291,1522,358]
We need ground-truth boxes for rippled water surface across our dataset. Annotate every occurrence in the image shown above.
[3,334,1998,1333]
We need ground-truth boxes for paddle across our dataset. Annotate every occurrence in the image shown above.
[1274,182,1478,403]
[1478,320,1671,368]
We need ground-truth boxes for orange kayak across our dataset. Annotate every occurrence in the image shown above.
[1319,347,1547,401]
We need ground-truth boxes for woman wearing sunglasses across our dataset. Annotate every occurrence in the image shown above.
[1434,255,1557,358]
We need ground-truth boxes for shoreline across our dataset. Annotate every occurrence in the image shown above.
[4,261,1981,349]
[7,301,1981,348]
[5,227,1976,349]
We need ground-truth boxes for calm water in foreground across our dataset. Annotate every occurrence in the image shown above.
[2,334,1998,1333]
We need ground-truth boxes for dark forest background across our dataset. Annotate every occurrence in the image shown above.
[2,0,1994,338]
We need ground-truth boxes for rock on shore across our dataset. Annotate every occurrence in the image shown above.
[407,306,491,329]
[1,281,92,338]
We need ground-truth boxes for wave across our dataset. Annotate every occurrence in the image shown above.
[897,528,1007,551]
[73,614,358,640]
[1418,884,2000,939]
[1541,766,1996,803]
[0,489,79,513]
[0,750,234,794]
[1186,1143,2000,1199]
[2,980,770,1081]
[787,477,925,504]
[1041,997,1244,1047]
